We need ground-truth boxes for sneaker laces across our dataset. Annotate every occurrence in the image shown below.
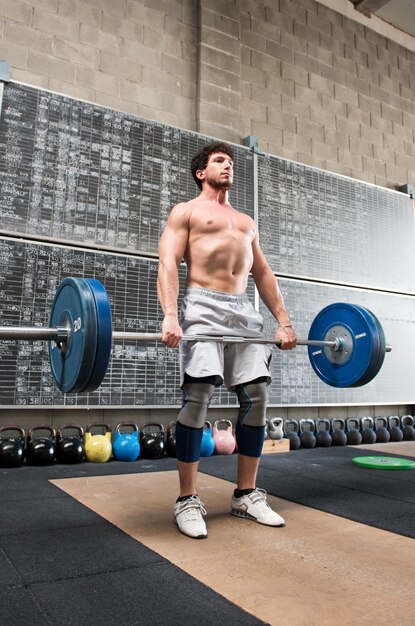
[176,495,207,520]
[246,488,271,511]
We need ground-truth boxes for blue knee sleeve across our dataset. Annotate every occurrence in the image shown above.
[175,421,203,462]
[235,422,265,457]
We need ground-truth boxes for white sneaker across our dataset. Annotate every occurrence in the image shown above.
[174,495,208,539]
[231,488,285,527]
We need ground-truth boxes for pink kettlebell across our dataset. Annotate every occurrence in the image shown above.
[213,419,235,455]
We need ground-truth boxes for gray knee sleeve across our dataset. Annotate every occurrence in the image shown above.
[236,382,267,427]
[177,383,215,429]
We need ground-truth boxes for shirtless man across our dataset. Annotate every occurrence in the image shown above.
[157,141,296,539]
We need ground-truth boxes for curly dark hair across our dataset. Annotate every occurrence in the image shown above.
[190,141,235,190]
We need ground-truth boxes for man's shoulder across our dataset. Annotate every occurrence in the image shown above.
[169,197,200,217]
[170,200,192,215]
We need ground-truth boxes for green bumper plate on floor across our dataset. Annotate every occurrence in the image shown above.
[352,456,415,470]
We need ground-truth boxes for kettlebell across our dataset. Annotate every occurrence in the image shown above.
[0,426,26,468]
[346,418,362,445]
[165,421,177,458]
[388,415,403,442]
[84,423,112,463]
[213,419,235,455]
[140,423,165,459]
[360,417,377,444]
[374,417,390,444]
[331,418,347,446]
[284,419,300,450]
[401,415,415,441]
[112,422,140,462]
[315,419,332,447]
[299,418,316,448]
[264,418,269,440]
[268,417,284,441]
[26,425,56,466]
[55,424,84,464]
[200,421,215,457]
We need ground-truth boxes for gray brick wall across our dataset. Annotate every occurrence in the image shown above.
[0,0,414,187]
[0,0,198,130]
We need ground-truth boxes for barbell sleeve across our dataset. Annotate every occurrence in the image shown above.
[0,326,67,342]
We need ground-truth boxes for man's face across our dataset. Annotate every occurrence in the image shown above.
[198,152,234,189]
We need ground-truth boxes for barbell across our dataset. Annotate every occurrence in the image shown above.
[0,277,391,394]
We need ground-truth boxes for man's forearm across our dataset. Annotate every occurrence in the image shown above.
[157,260,180,317]
[255,271,291,326]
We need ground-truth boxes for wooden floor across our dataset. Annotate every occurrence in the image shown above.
[53,447,415,626]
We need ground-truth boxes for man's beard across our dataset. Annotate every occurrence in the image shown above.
[206,175,232,190]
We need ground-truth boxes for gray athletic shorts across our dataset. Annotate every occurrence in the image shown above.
[179,287,272,391]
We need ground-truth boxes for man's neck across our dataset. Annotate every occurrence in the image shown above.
[200,185,230,205]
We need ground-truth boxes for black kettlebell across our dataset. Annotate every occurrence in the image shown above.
[331,418,347,446]
[0,426,26,468]
[26,425,56,466]
[55,424,84,464]
[315,419,332,447]
[284,419,300,450]
[374,417,390,444]
[360,417,377,444]
[299,418,316,449]
[140,423,165,459]
[346,418,362,445]
[401,415,415,440]
[388,415,403,442]
[165,421,177,457]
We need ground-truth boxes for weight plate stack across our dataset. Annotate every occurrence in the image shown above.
[353,306,386,387]
[82,278,113,393]
[307,302,382,388]
[349,305,382,387]
[48,277,99,393]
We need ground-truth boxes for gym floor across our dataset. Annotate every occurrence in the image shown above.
[0,441,414,626]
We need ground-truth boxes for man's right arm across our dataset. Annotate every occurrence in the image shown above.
[157,203,190,347]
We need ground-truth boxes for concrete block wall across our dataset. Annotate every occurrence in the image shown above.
[0,0,198,130]
[239,0,415,188]
[0,0,413,188]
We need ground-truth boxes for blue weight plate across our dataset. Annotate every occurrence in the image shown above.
[82,279,113,393]
[308,303,380,388]
[350,306,384,387]
[353,306,386,387]
[48,278,98,393]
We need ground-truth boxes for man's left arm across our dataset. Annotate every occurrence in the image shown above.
[251,233,297,350]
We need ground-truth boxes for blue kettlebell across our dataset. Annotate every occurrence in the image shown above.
[200,420,215,457]
[112,422,140,462]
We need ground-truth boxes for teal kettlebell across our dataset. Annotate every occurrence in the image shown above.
[200,420,215,457]
[112,422,140,462]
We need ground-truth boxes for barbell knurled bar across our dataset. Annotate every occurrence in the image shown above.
[0,327,392,352]
[0,277,392,393]
[110,332,344,349]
